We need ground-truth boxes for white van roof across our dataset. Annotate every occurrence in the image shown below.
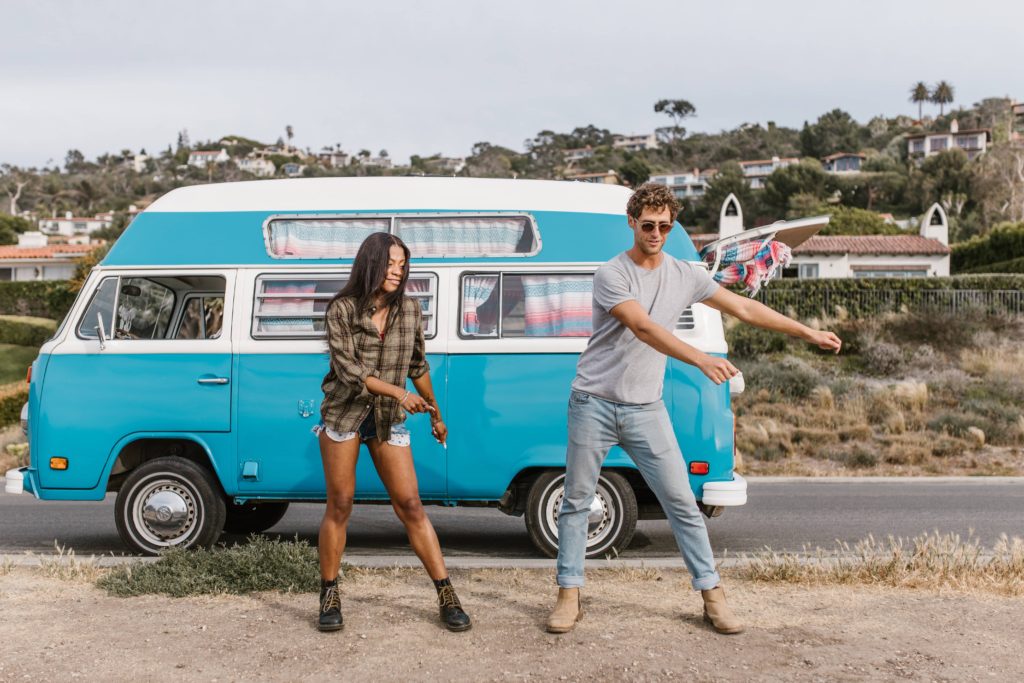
[145,177,634,215]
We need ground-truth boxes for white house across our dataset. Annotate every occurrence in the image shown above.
[188,149,231,168]
[906,120,991,161]
[124,151,149,173]
[738,156,798,189]
[317,147,349,168]
[690,198,950,279]
[822,152,865,174]
[613,133,659,152]
[650,168,716,199]
[237,157,276,177]
[0,233,99,281]
[38,211,113,237]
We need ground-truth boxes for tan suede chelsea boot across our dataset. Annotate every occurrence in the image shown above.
[701,586,744,634]
[546,587,583,634]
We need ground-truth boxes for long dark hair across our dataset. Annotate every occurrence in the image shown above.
[332,232,411,314]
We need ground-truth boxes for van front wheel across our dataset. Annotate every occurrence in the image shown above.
[524,470,637,559]
[115,457,226,555]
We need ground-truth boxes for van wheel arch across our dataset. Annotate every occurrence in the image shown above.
[106,438,220,493]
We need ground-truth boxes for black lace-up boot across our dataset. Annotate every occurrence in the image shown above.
[318,579,343,632]
[434,578,471,632]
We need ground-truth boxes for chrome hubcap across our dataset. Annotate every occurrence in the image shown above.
[133,481,198,545]
[546,477,617,550]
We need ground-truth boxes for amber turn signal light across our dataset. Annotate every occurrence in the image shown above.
[26,365,32,385]
[49,457,68,471]
[689,461,710,475]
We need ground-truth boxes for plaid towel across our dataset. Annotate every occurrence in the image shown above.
[700,239,792,296]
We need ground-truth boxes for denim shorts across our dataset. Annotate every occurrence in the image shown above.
[313,410,411,447]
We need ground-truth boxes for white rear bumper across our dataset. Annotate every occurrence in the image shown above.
[4,468,24,495]
[700,473,747,506]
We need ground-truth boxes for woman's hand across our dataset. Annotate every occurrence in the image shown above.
[398,391,432,414]
[697,353,741,385]
[430,419,447,446]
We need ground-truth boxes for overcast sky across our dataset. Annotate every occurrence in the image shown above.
[3,0,1022,168]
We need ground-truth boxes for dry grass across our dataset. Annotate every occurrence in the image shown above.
[738,532,1024,596]
[34,543,104,582]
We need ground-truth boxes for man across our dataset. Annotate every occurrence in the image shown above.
[546,183,841,635]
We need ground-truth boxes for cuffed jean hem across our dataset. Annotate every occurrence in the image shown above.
[691,572,721,591]
[556,575,585,589]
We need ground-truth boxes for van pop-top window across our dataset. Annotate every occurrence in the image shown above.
[264,214,539,259]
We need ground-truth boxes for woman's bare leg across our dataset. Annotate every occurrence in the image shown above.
[367,440,448,579]
[318,432,360,580]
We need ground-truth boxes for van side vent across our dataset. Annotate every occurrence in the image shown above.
[675,307,695,331]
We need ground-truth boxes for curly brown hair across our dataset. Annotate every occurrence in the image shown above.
[626,182,680,220]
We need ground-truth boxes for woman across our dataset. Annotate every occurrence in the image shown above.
[315,232,470,633]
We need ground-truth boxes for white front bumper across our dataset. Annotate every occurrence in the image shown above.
[700,473,747,506]
[4,468,24,495]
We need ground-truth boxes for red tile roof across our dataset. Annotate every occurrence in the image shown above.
[0,244,98,260]
[793,235,949,255]
[822,152,866,161]
[686,233,950,256]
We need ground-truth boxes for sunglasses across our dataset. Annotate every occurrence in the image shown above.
[638,221,673,235]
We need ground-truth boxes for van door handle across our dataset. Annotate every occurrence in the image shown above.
[197,377,230,385]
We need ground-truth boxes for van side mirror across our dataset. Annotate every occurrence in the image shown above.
[95,312,107,351]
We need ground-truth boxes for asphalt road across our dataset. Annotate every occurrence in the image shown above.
[1,478,1021,558]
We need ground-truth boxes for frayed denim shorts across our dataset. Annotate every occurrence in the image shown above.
[313,410,411,447]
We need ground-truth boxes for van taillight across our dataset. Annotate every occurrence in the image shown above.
[25,365,31,384]
[690,461,710,475]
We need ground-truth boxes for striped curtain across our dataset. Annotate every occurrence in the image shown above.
[521,275,593,337]
[397,217,528,256]
[461,275,499,335]
[267,219,389,258]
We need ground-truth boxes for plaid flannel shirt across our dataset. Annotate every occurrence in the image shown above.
[320,295,429,442]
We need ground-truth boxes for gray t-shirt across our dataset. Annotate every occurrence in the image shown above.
[572,251,719,405]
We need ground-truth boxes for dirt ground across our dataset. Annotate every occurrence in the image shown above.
[1,567,1021,682]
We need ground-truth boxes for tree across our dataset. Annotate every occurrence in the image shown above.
[617,156,650,187]
[1,165,32,214]
[285,125,294,146]
[763,159,831,215]
[908,149,972,213]
[654,99,697,142]
[931,81,955,116]
[699,162,753,230]
[799,109,866,158]
[909,82,930,120]
[819,206,903,235]
[0,213,34,245]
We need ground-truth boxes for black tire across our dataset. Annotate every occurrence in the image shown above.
[114,457,226,556]
[223,501,290,535]
[524,469,637,560]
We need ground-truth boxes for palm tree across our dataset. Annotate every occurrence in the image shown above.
[931,81,955,116]
[909,82,929,120]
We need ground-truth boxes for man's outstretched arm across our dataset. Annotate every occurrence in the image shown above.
[609,300,740,385]
[702,286,842,353]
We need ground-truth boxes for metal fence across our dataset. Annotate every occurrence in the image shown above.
[753,288,1024,319]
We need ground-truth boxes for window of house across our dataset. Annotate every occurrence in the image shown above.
[252,272,437,338]
[911,140,925,153]
[930,138,948,152]
[0,268,12,281]
[460,273,594,338]
[853,269,927,279]
[798,263,819,279]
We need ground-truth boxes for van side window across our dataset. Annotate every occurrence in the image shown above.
[77,275,227,341]
[114,278,175,340]
[253,273,437,339]
[176,296,225,339]
[460,273,594,338]
[77,277,118,339]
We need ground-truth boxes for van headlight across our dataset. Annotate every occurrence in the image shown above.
[20,403,28,437]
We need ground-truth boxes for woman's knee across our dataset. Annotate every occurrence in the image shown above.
[325,495,354,522]
[392,496,426,523]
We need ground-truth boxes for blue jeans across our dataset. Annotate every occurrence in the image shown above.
[556,390,721,591]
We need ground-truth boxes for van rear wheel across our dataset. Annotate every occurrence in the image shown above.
[524,470,637,559]
[223,501,290,535]
[115,457,226,555]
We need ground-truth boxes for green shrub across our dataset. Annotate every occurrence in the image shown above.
[963,256,1024,274]
[861,341,903,376]
[845,446,878,469]
[726,324,788,358]
[745,357,819,399]
[0,382,28,427]
[952,222,1024,272]
[0,316,56,346]
[0,281,76,320]
[97,535,324,597]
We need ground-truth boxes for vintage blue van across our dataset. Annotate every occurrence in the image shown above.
[8,177,747,557]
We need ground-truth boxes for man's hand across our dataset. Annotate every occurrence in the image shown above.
[806,329,842,354]
[698,354,741,385]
